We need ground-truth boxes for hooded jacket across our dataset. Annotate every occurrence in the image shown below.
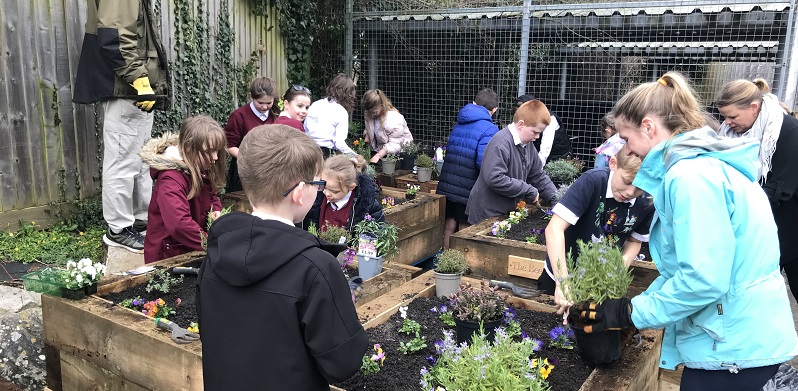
[73,0,170,109]
[198,212,368,390]
[364,110,414,154]
[630,127,798,370]
[437,103,500,205]
[303,173,385,233]
[139,134,221,263]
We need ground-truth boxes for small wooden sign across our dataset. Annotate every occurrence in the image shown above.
[507,255,545,280]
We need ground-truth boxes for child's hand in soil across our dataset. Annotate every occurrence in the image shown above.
[554,284,573,325]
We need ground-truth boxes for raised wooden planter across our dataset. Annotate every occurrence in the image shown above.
[393,173,439,194]
[220,186,444,266]
[335,272,663,391]
[41,251,420,391]
[450,216,660,297]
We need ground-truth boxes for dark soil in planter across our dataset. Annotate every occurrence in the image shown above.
[335,296,594,391]
[100,260,201,328]
[503,209,550,245]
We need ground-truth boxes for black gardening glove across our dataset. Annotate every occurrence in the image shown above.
[576,298,633,334]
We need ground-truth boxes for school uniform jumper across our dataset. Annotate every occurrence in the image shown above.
[466,124,557,224]
[304,173,385,233]
[224,103,275,192]
[139,134,221,264]
[198,212,368,390]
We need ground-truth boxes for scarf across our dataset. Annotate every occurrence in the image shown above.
[718,93,784,184]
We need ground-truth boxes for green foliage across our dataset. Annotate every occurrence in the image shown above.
[201,205,233,250]
[45,196,104,231]
[421,324,552,391]
[318,225,351,245]
[382,153,401,163]
[145,269,185,294]
[352,216,400,260]
[450,281,507,323]
[0,222,104,265]
[561,237,634,304]
[434,249,468,274]
[360,344,385,374]
[400,141,421,155]
[307,221,319,237]
[120,296,144,309]
[154,0,258,136]
[544,158,584,183]
[414,153,435,168]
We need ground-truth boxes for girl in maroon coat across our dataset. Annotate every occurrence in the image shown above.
[273,85,312,132]
[140,116,228,263]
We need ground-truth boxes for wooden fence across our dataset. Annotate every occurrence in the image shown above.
[0,0,285,227]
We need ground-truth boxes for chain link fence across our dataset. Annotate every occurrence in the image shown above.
[347,0,798,164]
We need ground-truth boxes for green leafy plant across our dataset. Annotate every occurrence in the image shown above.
[544,157,583,184]
[434,249,468,275]
[350,137,372,161]
[120,296,145,309]
[405,184,420,197]
[449,281,507,323]
[307,221,319,237]
[400,141,421,155]
[0,221,104,266]
[548,326,575,350]
[352,214,400,260]
[200,205,233,250]
[561,236,634,305]
[318,224,351,245]
[430,304,456,326]
[397,306,427,354]
[421,325,553,390]
[145,269,185,294]
[360,344,385,374]
[382,153,401,163]
[414,153,435,169]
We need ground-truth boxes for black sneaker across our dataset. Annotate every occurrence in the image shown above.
[132,219,148,234]
[103,227,145,253]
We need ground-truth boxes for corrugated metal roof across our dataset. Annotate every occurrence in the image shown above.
[354,1,790,21]
[562,40,780,56]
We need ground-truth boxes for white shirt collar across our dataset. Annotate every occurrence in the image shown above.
[279,111,291,118]
[330,190,353,211]
[606,170,636,206]
[508,123,524,146]
[250,101,269,121]
[251,211,295,226]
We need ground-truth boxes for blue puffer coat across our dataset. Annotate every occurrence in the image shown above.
[436,104,499,205]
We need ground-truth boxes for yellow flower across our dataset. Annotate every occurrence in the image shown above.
[530,358,538,368]
[79,231,85,236]
[14,247,19,252]
[540,365,552,379]
[7,232,13,237]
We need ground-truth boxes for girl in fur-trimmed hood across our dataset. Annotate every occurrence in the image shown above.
[139,116,227,263]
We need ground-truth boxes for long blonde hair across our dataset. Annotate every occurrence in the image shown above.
[178,116,227,199]
[613,72,707,137]
[362,89,398,124]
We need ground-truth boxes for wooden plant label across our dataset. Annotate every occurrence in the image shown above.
[507,255,545,280]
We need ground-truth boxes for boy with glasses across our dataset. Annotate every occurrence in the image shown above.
[466,100,558,224]
[198,124,368,389]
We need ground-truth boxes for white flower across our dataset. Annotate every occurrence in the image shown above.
[399,306,408,319]
[75,274,83,283]
[66,260,76,269]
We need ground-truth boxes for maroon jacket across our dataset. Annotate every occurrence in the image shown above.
[140,134,222,263]
[224,104,275,148]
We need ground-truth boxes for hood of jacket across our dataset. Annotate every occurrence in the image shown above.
[457,103,493,125]
[206,212,345,287]
[634,127,759,196]
[140,133,188,177]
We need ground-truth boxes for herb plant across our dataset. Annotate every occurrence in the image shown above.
[400,141,421,155]
[145,269,185,294]
[352,214,400,260]
[544,157,583,183]
[414,153,435,168]
[561,236,634,304]
[449,281,507,323]
[433,249,468,275]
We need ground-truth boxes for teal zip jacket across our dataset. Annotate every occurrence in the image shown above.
[631,127,797,371]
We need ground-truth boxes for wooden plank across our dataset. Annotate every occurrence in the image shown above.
[382,187,444,241]
[393,173,438,194]
[357,270,437,328]
[60,351,150,391]
[1,0,26,211]
[659,367,683,391]
[98,252,205,295]
[507,255,545,279]
[392,222,443,265]
[42,295,204,390]
[0,204,73,231]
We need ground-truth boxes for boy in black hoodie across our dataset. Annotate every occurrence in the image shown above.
[198,124,369,390]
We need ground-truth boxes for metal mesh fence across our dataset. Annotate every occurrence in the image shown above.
[348,0,798,165]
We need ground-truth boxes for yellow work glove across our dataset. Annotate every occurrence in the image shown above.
[131,77,156,112]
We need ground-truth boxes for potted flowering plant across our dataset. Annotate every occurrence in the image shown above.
[352,214,400,280]
[561,236,633,365]
[415,153,436,183]
[449,280,507,344]
[381,153,401,175]
[60,258,106,299]
[405,184,420,200]
[433,249,468,298]
[399,141,421,170]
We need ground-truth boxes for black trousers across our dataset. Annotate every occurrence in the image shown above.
[681,364,779,391]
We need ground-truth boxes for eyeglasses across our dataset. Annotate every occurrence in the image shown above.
[282,180,326,197]
[291,85,312,95]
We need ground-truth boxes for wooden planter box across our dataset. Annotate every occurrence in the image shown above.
[450,216,660,297]
[393,173,439,194]
[335,272,664,391]
[220,186,445,266]
[41,251,421,391]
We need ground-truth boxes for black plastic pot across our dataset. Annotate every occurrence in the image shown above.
[400,153,417,170]
[571,327,622,365]
[453,317,503,344]
[60,286,86,300]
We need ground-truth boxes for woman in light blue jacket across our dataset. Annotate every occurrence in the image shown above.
[574,72,798,391]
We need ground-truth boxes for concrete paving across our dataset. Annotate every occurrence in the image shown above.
[104,246,145,275]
